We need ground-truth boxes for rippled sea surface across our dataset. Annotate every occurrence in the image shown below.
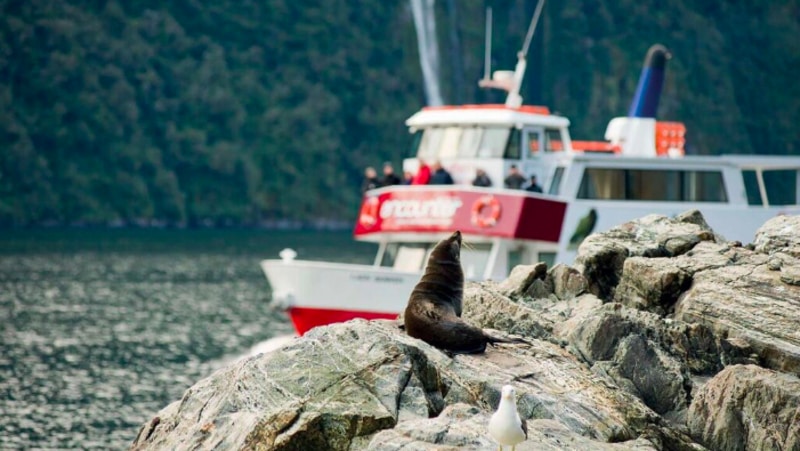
[0,229,376,450]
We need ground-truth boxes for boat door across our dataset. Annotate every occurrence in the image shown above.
[519,125,570,190]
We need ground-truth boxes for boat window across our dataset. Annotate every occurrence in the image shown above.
[686,171,727,202]
[458,127,483,157]
[439,127,462,159]
[549,167,565,195]
[742,170,763,206]
[503,129,522,159]
[417,128,444,160]
[538,252,557,268]
[545,128,564,152]
[461,243,492,279]
[380,243,429,271]
[629,169,682,201]
[408,130,423,156]
[577,168,728,202]
[477,127,511,158]
[527,131,542,155]
[508,248,523,273]
[578,169,624,199]
[763,169,798,205]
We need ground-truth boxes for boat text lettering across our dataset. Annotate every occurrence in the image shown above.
[379,197,463,220]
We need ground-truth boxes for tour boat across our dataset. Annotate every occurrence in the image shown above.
[261,41,800,336]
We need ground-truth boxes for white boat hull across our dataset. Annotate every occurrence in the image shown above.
[260,259,420,334]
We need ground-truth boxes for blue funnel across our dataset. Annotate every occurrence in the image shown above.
[627,44,671,118]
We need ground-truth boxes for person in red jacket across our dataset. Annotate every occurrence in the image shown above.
[411,158,431,185]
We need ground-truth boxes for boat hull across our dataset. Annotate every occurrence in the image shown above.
[286,306,399,336]
[261,259,419,335]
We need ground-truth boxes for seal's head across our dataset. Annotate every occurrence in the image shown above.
[440,230,462,262]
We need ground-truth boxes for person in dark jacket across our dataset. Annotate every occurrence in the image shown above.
[472,168,492,187]
[525,175,543,193]
[504,164,526,189]
[361,166,380,193]
[429,161,454,185]
[380,161,402,186]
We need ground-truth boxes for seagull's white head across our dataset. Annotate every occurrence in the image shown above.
[501,385,516,402]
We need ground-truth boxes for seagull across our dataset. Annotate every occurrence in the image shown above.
[488,385,527,450]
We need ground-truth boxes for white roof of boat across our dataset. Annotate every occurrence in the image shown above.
[568,152,800,169]
[405,104,570,129]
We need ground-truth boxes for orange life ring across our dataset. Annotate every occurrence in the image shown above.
[471,195,501,228]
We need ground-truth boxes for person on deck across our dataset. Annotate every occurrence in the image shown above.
[429,161,454,185]
[472,168,492,187]
[504,165,526,189]
[525,175,543,193]
[380,162,402,186]
[361,166,380,193]
[411,159,431,185]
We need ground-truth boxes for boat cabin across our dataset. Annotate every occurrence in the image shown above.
[401,104,576,192]
[355,104,800,275]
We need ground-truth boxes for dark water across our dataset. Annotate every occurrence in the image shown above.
[0,229,376,450]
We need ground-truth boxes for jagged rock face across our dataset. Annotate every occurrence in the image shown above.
[574,210,720,301]
[753,215,800,259]
[131,211,800,450]
[131,319,663,450]
[687,365,800,451]
[673,246,800,375]
[576,211,800,378]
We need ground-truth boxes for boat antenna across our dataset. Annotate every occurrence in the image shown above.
[481,7,493,83]
[521,0,545,59]
[478,0,546,108]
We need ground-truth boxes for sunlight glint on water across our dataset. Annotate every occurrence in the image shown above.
[0,229,375,449]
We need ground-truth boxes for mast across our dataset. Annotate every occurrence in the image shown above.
[478,0,546,107]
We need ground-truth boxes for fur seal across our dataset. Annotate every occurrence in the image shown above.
[404,231,528,354]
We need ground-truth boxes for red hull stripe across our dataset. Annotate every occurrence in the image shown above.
[288,307,398,335]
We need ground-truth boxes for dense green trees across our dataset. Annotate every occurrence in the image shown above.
[1,0,797,226]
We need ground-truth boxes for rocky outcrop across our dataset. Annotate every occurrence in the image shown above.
[132,211,800,450]
[131,319,669,450]
[687,365,800,450]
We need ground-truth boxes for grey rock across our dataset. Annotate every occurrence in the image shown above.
[462,281,600,341]
[556,303,721,375]
[687,365,800,451]
[574,211,720,301]
[574,210,800,377]
[368,403,495,450]
[371,412,689,451]
[673,251,800,375]
[610,335,689,415]
[753,215,800,258]
[780,265,800,286]
[497,262,548,299]
[614,257,692,315]
[461,282,553,340]
[131,319,661,450]
[549,263,589,300]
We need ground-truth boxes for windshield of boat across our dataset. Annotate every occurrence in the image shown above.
[743,169,798,206]
[380,242,493,278]
[412,126,516,160]
[577,168,728,202]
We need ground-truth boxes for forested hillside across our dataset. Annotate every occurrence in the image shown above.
[1,0,798,227]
